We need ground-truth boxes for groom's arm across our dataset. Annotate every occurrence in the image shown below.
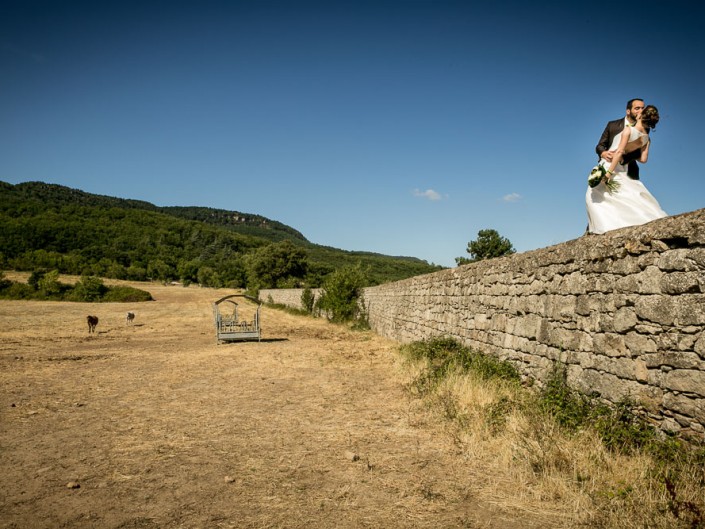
[595,122,612,157]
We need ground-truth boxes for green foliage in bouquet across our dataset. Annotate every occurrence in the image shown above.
[588,165,620,194]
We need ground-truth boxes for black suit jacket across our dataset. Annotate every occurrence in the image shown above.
[595,118,641,180]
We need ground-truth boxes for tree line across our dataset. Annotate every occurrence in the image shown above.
[0,181,442,291]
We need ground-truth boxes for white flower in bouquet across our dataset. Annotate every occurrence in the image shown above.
[588,165,620,194]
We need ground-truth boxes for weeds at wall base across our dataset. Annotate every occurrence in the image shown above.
[399,337,705,529]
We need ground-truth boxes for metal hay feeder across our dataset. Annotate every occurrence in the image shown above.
[212,294,261,343]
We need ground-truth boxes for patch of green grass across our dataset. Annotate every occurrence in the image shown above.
[264,301,311,317]
[401,337,521,396]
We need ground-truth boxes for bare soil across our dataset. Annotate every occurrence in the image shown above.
[0,278,564,528]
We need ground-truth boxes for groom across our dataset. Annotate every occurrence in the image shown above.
[595,98,645,180]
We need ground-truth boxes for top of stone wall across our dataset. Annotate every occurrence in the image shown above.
[385,208,705,285]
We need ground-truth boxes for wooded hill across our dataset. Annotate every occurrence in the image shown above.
[0,181,442,288]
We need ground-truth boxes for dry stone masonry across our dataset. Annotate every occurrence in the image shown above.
[259,288,321,309]
[261,209,705,436]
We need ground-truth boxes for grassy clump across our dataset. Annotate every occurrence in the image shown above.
[263,300,311,317]
[399,337,705,529]
[539,363,657,453]
[402,336,520,394]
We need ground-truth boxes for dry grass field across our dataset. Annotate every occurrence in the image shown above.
[0,275,570,529]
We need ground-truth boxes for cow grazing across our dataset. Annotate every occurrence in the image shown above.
[87,315,99,333]
[126,312,135,325]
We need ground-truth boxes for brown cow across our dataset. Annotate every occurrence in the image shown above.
[87,315,99,333]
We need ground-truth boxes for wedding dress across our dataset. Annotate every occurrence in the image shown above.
[586,126,667,234]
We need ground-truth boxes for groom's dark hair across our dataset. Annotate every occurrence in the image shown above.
[627,98,644,110]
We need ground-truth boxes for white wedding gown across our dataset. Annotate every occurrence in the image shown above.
[586,127,667,234]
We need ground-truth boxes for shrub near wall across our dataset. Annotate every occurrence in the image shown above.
[361,209,705,436]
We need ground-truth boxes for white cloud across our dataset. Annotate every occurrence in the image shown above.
[413,188,443,201]
[502,192,522,202]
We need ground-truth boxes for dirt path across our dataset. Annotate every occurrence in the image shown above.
[0,280,563,528]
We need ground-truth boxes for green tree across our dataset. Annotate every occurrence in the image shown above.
[147,259,174,282]
[38,269,61,297]
[197,266,221,287]
[27,269,47,290]
[456,229,515,265]
[70,275,107,302]
[177,258,200,284]
[246,240,308,291]
[317,264,368,323]
[301,286,316,314]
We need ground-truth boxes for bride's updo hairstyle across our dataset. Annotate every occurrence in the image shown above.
[641,105,660,130]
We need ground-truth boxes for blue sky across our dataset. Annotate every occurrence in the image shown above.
[2,0,704,267]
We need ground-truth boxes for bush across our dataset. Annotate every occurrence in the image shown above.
[102,286,153,302]
[317,264,368,324]
[539,362,593,431]
[68,276,107,302]
[38,270,63,298]
[0,282,34,299]
[301,286,316,314]
[0,271,13,293]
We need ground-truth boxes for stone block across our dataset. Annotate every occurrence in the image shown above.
[594,275,618,293]
[660,417,682,433]
[612,256,642,275]
[643,351,705,370]
[574,294,594,316]
[635,296,675,325]
[671,295,705,326]
[687,248,705,268]
[615,266,663,294]
[562,272,588,294]
[592,356,640,381]
[548,327,591,352]
[593,333,629,357]
[624,239,651,255]
[660,272,702,295]
[657,333,677,351]
[624,332,658,355]
[512,314,544,339]
[635,359,649,382]
[637,252,659,269]
[634,323,663,335]
[662,393,705,423]
[613,307,638,333]
[574,369,640,402]
[473,313,489,330]
[490,313,508,332]
[650,239,670,252]
[664,369,705,397]
[658,249,697,271]
[648,368,667,388]
[547,295,578,322]
[696,334,705,359]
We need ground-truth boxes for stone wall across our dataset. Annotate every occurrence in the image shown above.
[259,288,322,309]
[261,209,705,435]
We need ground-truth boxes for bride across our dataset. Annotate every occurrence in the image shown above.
[586,105,667,234]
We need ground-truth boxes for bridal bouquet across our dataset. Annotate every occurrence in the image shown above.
[588,165,620,194]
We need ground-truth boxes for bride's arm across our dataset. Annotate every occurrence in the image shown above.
[606,128,631,176]
[639,140,650,163]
